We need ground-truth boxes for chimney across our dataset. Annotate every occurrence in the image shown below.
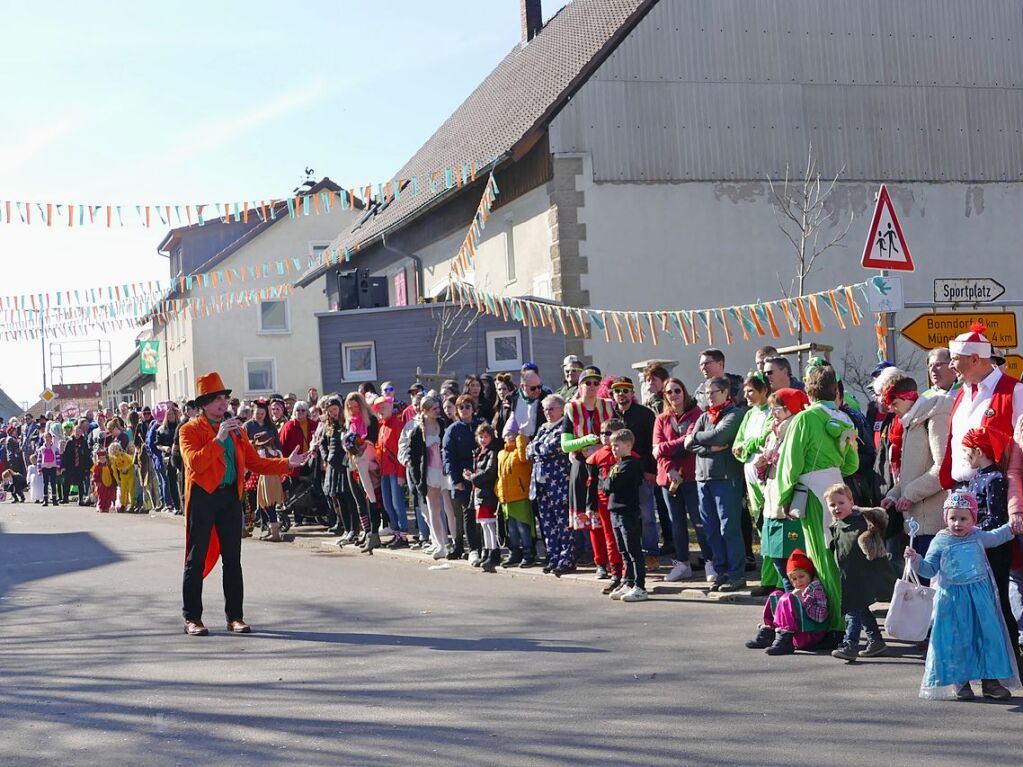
[521,0,542,43]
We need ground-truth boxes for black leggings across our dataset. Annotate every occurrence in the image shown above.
[987,541,1020,656]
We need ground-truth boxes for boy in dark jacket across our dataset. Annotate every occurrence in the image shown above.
[600,429,648,602]
[2,469,28,502]
[465,424,500,572]
[826,483,896,661]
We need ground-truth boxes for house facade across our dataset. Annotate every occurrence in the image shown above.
[297,0,1023,391]
[147,179,360,404]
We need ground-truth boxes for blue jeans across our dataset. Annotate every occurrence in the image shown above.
[507,518,532,552]
[662,482,711,564]
[412,487,430,541]
[844,607,882,644]
[697,478,745,582]
[155,464,172,507]
[380,474,407,534]
[638,481,660,553]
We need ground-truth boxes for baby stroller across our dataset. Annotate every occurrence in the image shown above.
[280,470,334,531]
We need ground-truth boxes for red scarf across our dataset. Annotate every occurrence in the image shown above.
[707,399,732,425]
[888,417,904,480]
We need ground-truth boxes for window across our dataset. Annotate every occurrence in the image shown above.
[503,219,516,284]
[341,341,376,382]
[258,299,290,334]
[486,330,522,372]
[532,272,553,300]
[245,358,276,393]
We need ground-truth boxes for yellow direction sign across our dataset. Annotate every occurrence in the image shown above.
[901,312,1018,352]
[39,389,57,403]
[1004,354,1023,380]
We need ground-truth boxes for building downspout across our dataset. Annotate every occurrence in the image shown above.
[381,234,424,303]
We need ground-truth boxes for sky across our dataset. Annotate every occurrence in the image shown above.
[0,0,570,408]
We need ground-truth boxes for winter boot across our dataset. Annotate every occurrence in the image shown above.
[268,523,282,543]
[745,626,776,649]
[764,631,796,656]
[502,549,523,568]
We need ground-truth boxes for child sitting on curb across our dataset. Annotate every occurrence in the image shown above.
[746,548,829,655]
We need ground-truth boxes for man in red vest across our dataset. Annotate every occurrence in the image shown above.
[940,323,1023,489]
[179,372,309,636]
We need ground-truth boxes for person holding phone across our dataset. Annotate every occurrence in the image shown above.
[178,372,309,637]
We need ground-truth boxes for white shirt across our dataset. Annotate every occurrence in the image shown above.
[514,395,539,439]
[949,366,1023,482]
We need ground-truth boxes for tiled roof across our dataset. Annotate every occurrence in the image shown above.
[300,0,652,284]
[0,386,21,420]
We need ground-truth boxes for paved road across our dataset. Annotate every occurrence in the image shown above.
[1,505,1019,766]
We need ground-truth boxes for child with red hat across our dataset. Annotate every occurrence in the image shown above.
[745,548,829,655]
[962,426,1020,661]
[92,448,117,512]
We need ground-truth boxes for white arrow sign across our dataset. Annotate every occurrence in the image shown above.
[933,278,1006,304]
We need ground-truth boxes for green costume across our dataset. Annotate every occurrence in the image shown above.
[774,401,859,631]
[732,404,782,588]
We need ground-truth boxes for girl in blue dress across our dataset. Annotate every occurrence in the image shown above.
[905,491,1020,700]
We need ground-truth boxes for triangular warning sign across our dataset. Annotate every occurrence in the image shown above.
[861,184,915,272]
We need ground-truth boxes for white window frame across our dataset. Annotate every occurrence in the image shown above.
[257,298,291,335]
[244,358,277,394]
[486,329,522,372]
[503,217,517,285]
[532,272,553,300]
[341,341,377,382]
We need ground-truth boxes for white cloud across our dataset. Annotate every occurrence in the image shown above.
[0,118,81,173]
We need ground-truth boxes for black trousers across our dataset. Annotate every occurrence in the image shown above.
[611,509,645,589]
[182,485,244,623]
[987,541,1021,661]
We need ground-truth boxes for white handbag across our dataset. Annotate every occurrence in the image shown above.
[884,561,935,642]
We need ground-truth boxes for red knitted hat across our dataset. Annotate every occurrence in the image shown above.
[949,322,992,358]
[962,427,1011,464]
[786,548,816,578]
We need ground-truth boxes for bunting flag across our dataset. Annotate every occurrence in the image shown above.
[446,277,872,349]
[0,283,296,340]
[449,172,500,278]
[0,160,494,228]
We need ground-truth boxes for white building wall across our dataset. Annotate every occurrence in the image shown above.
[416,184,554,299]
[571,150,1023,393]
[151,204,357,403]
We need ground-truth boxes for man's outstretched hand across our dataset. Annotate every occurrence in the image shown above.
[287,447,311,467]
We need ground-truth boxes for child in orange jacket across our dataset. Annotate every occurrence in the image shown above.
[496,416,535,567]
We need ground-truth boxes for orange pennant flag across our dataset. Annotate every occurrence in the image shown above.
[827,290,846,330]
[794,296,812,331]
[764,304,781,338]
[808,294,824,332]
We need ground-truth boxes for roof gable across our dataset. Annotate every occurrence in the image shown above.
[303,0,653,283]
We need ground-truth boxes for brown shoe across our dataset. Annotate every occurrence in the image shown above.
[226,620,251,633]
[184,620,209,636]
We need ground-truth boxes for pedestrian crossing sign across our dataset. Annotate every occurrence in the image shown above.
[861,184,915,272]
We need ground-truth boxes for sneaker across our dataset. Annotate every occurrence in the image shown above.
[609,583,632,600]
[432,545,448,560]
[955,682,976,701]
[600,578,622,595]
[704,561,718,582]
[861,639,888,658]
[831,642,860,661]
[468,551,482,567]
[594,564,610,580]
[664,560,692,582]
[621,586,649,602]
[981,679,1012,700]
[717,579,747,593]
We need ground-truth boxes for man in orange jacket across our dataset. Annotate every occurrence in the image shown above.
[179,372,308,636]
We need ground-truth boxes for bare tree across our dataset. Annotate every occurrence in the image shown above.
[840,336,926,409]
[768,144,854,350]
[430,301,479,377]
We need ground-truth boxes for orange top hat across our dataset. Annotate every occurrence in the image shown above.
[193,372,232,407]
